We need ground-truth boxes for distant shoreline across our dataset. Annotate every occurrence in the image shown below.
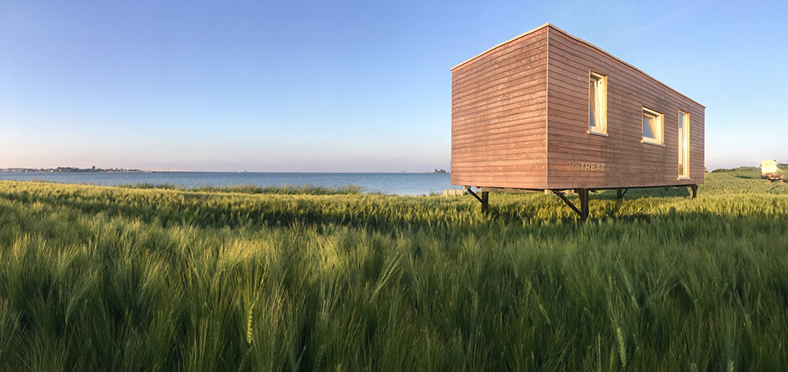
[0,167,147,173]
[0,168,451,174]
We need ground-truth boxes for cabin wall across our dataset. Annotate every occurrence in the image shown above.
[451,27,549,189]
[545,27,705,189]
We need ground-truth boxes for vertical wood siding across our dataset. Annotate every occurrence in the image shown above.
[451,27,549,189]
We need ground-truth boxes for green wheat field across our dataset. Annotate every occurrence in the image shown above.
[0,169,786,371]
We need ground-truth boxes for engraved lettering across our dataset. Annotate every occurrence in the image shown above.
[568,161,606,172]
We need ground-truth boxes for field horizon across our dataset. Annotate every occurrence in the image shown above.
[3,163,785,175]
[0,168,786,371]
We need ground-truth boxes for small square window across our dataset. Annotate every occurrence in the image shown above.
[588,72,607,136]
[642,107,663,145]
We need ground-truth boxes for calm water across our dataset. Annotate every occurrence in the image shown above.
[0,172,461,196]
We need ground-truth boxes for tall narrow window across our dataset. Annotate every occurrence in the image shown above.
[589,72,607,135]
[642,107,663,145]
[678,110,690,178]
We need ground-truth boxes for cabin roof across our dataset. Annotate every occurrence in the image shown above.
[451,23,704,108]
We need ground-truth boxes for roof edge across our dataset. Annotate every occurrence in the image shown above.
[451,24,705,109]
[546,25,705,109]
[450,23,552,71]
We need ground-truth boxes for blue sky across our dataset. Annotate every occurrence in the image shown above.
[1,0,786,172]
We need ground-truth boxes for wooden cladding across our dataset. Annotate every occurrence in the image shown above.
[451,26,549,190]
[451,24,705,190]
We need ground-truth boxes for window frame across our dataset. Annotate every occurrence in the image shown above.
[588,71,608,136]
[641,107,664,146]
[678,110,690,179]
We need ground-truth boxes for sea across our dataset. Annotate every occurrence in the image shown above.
[0,172,462,196]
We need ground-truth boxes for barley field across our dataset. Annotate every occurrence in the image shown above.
[0,169,786,371]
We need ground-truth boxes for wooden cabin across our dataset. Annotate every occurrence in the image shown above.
[451,24,705,219]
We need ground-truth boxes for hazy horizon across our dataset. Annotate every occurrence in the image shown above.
[0,166,452,173]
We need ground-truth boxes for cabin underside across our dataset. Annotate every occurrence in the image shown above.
[463,184,699,221]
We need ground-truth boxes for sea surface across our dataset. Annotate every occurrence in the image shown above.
[0,172,461,196]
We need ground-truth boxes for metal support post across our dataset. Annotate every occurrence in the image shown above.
[553,190,581,216]
[579,188,589,221]
[552,189,589,221]
[466,188,490,213]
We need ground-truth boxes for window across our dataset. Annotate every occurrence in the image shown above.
[678,110,690,178]
[588,72,607,135]
[641,107,663,145]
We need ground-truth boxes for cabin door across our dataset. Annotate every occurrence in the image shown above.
[678,111,690,178]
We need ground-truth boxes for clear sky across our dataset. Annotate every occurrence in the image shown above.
[1,0,786,172]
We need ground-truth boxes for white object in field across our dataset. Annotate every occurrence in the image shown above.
[443,189,464,196]
[761,160,778,176]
